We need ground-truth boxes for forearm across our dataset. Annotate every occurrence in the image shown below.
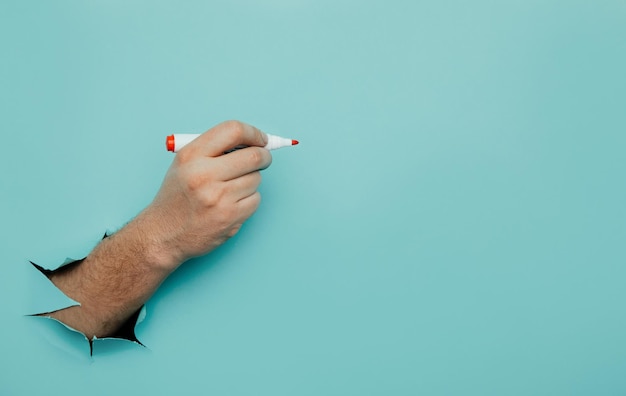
[47,209,177,339]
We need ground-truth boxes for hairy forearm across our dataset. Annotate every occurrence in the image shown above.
[47,209,176,339]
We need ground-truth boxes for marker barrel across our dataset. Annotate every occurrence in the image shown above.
[166,133,298,153]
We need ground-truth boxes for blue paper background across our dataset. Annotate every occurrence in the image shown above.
[1,0,626,394]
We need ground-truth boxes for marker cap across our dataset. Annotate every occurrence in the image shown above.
[166,135,175,152]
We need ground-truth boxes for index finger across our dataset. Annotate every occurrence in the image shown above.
[189,121,268,157]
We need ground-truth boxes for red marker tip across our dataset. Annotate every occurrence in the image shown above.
[292,139,299,146]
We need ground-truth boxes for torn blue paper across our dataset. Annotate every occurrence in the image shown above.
[25,258,79,315]
[27,232,147,355]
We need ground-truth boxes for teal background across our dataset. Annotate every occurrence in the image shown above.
[1,0,626,394]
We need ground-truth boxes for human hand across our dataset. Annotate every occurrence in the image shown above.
[139,121,272,272]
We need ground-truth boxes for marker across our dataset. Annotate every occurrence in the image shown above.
[166,133,299,153]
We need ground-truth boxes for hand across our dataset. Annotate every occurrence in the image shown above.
[139,120,272,271]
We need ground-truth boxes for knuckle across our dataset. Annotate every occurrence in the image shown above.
[199,191,219,208]
[222,119,241,129]
[248,148,263,166]
[223,120,244,140]
[185,173,204,192]
[199,184,225,207]
[248,148,268,168]
[175,148,193,164]
[227,224,242,238]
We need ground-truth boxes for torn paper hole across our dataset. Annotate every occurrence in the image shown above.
[27,233,147,355]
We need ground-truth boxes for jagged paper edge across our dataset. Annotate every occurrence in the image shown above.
[28,233,147,355]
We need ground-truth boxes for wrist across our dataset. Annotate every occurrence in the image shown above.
[123,207,185,273]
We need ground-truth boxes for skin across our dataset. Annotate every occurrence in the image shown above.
[45,121,273,340]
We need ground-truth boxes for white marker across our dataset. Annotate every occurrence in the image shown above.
[166,133,299,153]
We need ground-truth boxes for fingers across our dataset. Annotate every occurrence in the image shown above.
[221,172,262,229]
[223,191,262,238]
[236,191,262,222]
[218,147,272,181]
[191,121,268,157]
[225,171,262,202]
